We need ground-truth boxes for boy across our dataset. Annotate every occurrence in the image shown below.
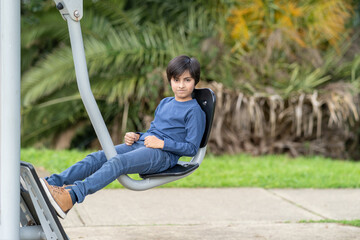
[40,55,206,219]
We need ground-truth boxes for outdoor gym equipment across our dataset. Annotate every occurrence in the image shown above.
[1,0,215,239]
[19,162,69,240]
[52,0,216,190]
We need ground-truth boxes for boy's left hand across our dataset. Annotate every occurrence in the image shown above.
[144,136,164,149]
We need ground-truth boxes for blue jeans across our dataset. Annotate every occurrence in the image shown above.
[45,141,177,203]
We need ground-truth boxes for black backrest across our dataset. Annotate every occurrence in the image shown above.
[192,88,216,148]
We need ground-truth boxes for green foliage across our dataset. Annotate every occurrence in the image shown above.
[20,0,360,150]
[226,0,358,95]
[22,148,360,188]
[21,0,231,147]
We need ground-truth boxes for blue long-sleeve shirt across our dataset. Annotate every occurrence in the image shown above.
[138,97,206,157]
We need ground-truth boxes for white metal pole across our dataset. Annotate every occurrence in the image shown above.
[0,0,21,238]
[65,15,117,160]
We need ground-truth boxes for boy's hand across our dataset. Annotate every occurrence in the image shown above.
[124,132,140,146]
[144,136,164,149]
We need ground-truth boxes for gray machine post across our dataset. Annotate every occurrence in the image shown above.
[1,1,69,238]
[54,0,206,191]
[0,0,21,239]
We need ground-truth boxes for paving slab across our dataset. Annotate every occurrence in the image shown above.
[61,188,320,228]
[270,189,360,220]
[60,206,85,228]
[59,188,360,240]
[64,223,360,240]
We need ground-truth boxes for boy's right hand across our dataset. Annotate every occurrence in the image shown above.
[124,132,140,146]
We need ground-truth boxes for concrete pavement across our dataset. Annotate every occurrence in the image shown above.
[59,188,360,240]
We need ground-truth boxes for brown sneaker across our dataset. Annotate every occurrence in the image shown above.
[40,178,73,219]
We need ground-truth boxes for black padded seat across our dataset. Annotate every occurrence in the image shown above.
[139,88,216,179]
[140,163,199,178]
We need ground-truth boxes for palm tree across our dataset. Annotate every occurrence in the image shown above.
[21,0,231,148]
[22,0,360,159]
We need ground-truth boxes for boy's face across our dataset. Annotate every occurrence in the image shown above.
[170,70,195,102]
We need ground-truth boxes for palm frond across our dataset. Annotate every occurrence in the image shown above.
[22,47,75,106]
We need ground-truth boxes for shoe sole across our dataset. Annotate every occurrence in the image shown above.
[40,178,67,219]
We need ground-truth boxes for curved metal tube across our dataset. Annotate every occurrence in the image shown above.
[66,16,116,160]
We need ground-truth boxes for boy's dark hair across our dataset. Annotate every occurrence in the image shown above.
[166,55,200,85]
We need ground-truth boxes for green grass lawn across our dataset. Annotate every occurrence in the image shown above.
[21,148,360,189]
